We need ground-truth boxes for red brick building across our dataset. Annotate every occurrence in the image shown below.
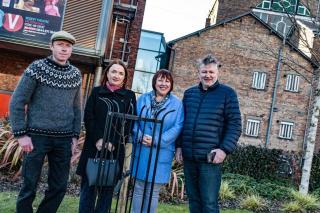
[168,12,317,152]
[0,0,146,117]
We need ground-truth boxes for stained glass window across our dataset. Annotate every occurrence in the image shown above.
[256,0,311,16]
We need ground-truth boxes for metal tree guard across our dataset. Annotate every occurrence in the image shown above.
[91,103,175,213]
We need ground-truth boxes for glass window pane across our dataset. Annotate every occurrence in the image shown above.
[139,31,162,51]
[131,71,154,94]
[135,50,160,72]
[264,2,271,9]
[297,7,305,14]
[160,42,166,52]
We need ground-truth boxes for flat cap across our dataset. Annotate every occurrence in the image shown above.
[51,31,76,45]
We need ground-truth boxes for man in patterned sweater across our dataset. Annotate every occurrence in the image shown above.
[9,31,82,213]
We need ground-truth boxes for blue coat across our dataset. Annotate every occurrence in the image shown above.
[132,91,184,184]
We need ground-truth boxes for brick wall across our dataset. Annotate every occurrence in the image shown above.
[0,0,146,94]
[170,14,314,152]
[0,51,34,92]
[105,0,146,88]
[217,0,260,22]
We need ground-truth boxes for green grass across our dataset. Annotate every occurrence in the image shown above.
[0,191,252,213]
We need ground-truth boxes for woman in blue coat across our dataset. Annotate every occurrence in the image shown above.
[131,69,184,213]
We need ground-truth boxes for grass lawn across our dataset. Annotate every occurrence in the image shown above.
[0,191,252,213]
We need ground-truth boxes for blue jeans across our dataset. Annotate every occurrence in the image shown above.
[184,160,221,213]
[132,180,162,213]
[79,176,114,213]
[16,135,72,213]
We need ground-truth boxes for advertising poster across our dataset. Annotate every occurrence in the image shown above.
[0,0,67,43]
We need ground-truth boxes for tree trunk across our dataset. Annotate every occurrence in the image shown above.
[119,143,132,213]
[300,78,320,194]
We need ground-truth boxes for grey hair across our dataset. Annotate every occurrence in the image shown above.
[196,54,221,69]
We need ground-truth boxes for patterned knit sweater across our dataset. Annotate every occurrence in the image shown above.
[9,56,82,138]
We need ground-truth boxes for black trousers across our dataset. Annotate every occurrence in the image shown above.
[16,135,72,213]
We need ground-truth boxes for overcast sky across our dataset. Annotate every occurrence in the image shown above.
[142,0,213,41]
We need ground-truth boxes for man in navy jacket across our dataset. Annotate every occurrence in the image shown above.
[176,54,241,213]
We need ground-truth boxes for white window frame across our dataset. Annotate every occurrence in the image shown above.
[285,74,300,92]
[262,0,271,9]
[252,71,267,90]
[245,119,261,137]
[279,121,294,139]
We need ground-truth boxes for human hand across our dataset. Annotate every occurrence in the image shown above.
[175,148,183,164]
[142,135,152,147]
[72,137,78,156]
[96,139,115,151]
[18,135,33,153]
[211,149,226,164]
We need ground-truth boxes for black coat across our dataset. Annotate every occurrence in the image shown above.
[177,81,241,162]
[76,86,136,177]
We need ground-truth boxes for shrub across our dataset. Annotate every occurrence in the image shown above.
[282,201,305,213]
[219,181,235,201]
[240,194,266,212]
[223,173,294,200]
[312,187,320,198]
[223,145,301,184]
[168,162,185,200]
[290,190,320,211]
[310,152,320,191]
[0,123,22,175]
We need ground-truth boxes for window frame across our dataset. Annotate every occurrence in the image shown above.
[252,71,267,90]
[285,74,300,92]
[245,118,261,137]
[278,121,294,140]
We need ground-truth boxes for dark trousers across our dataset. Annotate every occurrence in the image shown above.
[16,135,72,213]
[184,160,222,213]
[79,176,114,213]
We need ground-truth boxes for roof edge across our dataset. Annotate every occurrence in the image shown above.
[168,11,318,68]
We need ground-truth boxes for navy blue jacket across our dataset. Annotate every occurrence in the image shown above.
[177,81,241,162]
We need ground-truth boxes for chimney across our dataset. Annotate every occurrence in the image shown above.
[205,18,211,28]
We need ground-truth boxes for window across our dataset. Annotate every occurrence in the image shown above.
[256,0,311,16]
[245,119,261,137]
[131,71,154,94]
[285,74,300,92]
[139,31,163,51]
[272,0,297,14]
[297,3,311,16]
[252,71,267,90]
[279,121,294,139]
[132,30,166,95]
[257,0,272,9]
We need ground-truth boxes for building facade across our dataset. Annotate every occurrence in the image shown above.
[0,0,146,118]
[168,13,316,152]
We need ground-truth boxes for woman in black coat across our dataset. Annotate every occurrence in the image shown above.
[77,59,136,213]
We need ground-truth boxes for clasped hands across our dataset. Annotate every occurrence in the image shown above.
[141,134,152,147]
[95,138,115,152]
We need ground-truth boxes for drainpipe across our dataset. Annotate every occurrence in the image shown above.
[265,35,286,147]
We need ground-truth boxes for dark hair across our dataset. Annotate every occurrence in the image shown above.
[152,69,174,93]
[197,54,221,69]
[101,59,128,88]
